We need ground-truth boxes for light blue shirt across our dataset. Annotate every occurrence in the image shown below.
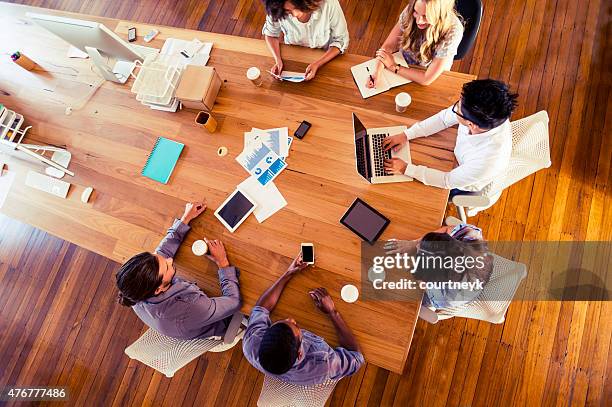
[242,306,364,385]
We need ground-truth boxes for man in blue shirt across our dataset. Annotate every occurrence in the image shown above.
[242,253,365,385]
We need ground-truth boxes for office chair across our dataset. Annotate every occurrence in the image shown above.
[257,376,338,407]
[454,0,483,59]
[124,312,245,378]
[448,110,552,223]
[418,253,527,324]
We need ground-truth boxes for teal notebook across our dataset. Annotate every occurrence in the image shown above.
[141,137,185,184]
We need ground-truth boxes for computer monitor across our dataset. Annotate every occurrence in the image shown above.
[26,12,143,84]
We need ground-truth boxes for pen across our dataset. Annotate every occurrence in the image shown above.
[366,66,374,83]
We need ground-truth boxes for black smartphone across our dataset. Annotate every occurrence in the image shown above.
[128,27,137,42]
[294,120,311,139]
[301,243,314,264]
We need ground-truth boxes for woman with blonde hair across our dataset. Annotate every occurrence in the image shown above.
[367,0,463,87]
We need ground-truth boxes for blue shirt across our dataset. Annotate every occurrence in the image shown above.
[242,306,365,385]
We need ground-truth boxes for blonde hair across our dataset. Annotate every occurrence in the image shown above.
[400,0,460,64]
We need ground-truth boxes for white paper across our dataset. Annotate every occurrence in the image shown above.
[237,177,287,223]
[236,141,287,186]
[67,46,89,59]
[351,52,410,98]
[159,38,213,68]
[244,127,289,158]
[0,170,16,209]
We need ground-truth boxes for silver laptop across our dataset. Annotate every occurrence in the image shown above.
[352,113,412,184]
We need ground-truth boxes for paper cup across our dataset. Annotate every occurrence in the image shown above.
[340,284,359,303]
[395,92,412,113]
[192,240,208,256]
[247,67,262,86]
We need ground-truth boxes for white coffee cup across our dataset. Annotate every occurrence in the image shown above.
[340,284,359,303]
[395,92,412,113]
[247,67,262,86]
[191,239,209,256]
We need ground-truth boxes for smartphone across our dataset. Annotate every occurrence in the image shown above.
[127,27,137,42]
[301,243,315,264]
[294,120,311,139]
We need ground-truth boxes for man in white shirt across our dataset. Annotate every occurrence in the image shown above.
[263,0,349,81]
[383,79,518,192]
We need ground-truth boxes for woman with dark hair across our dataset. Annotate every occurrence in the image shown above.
[262,0,349,81]
[386,223,493,308]
[115,201,242,340]
[368,0,464,87]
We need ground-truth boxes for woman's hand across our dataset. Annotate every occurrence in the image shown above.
[375,48,395,70]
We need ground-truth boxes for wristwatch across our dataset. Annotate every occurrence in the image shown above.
[394,64,401,74]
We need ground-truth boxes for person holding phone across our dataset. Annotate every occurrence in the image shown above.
[115,201,242,340]
[242,252,364,385]
[367,0,463,88]
[263,0,349,81]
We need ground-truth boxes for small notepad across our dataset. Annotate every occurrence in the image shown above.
[141,137,184,184]
[351,52,411,98]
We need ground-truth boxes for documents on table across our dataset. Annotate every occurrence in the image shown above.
[236,141,287,187]
[159,38,213,68]
[244,127,290,158]
[351,52,411,98]
[237,176,287,223]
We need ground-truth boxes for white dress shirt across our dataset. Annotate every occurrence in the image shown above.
[262,0,349,53]
[403,106,512,191]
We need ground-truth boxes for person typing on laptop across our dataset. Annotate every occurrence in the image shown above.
[382,79,518,193]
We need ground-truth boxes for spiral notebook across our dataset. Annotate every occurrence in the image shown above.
[141,137,184,184]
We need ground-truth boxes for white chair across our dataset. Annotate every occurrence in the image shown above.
[449,110,552,223]
[418,253,527,324]
[257,376,338,407]
[124,312,244,378]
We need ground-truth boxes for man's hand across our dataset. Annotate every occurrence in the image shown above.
[384,239,418,255]
[271,60,284,79]
[384,158,408,175]
[383,133,408,152]
[181,201,207,224]
[286,252,309,276]
[204,238,230,268]
[375,48,395,69]
[304,61,320,81]
[309,287,336,314]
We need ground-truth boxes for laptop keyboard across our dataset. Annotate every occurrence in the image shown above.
[371,134,392,177]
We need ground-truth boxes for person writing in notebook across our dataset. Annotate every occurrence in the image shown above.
[115,201,241,340]
[367,0,463,88]
[263,0,349,81]
[242,252,364,385]
[383,79,518,193]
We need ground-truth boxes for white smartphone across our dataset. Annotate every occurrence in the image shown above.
[301,243,315,264]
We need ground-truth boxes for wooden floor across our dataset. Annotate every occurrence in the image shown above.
[1,0,611,406]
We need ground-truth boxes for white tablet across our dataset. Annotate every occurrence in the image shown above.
[214,189,257,233]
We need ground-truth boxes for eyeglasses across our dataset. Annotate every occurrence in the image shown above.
[452,101,469,121]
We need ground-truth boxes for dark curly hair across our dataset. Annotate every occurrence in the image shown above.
[258,323,299,374]
[264,0,323,22]
[460,79,518,130]
[115,252,161,307]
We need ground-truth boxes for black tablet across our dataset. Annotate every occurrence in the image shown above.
[340,198,390,244]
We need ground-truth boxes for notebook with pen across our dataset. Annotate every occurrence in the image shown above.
[141,137,184,184]
[351,52,411,99]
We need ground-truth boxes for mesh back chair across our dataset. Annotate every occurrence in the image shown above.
[455,0,483,60]
[125,312,244,378]
[449,110,552,223]
[257,376,338,407]
[419,253,527,324]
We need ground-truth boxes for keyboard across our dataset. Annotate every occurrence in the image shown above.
[371,133,392,177]
[129,44,160,59]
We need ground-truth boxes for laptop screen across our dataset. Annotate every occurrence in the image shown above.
[352,113,370,179]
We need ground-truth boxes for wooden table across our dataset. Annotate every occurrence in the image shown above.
[0,3,475,373]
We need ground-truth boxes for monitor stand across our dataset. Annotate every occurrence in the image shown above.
[85,46,134,84]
